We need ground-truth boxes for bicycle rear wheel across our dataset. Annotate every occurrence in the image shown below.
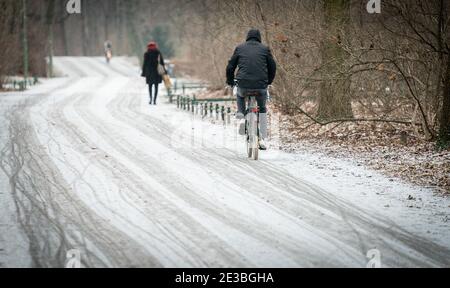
[247,144,253,158]
[247,133,259,161]
[247,135,253,158]
[245,97,260,161]
[252,147,259,160]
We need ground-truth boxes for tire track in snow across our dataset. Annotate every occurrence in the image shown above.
[59,77,297,267]
[104,82,361,267]
[64,76,367,267]
[9,78,162,267]
[32,77,248,266]
[6,57,449,267]
[108,79,450,267]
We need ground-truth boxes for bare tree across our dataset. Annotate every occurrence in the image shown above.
[1,0,449,147]
[317,0,353,120]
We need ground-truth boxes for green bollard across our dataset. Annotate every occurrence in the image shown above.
[215,104,219,120]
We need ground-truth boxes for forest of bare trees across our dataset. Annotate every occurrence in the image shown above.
[0,0,449,147]
[176,0,450,148]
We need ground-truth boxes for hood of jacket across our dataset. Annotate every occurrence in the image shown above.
[246,29,262,43]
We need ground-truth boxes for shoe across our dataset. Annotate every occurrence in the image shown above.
[236,112,245,120]
[259,139,267,150]
[239,121,246,136]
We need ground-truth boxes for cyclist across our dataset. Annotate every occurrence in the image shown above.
[226,28,277,150]
[104,40,113,63]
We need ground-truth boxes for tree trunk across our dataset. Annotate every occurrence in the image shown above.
[104,0,109,42]
[116,0,124,55]
[59,0,69,56]
[317,0,353,121]
[81,0,89,56]
[46,0,56,77]
[22,0,28,88]
[438,0,450,148]
[439,54,450,147]
[126,0,143,64]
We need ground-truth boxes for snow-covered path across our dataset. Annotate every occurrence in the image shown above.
[1,57,449,268]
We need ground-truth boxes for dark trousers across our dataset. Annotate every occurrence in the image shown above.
[237,88,268,114]
[149,83,159,104]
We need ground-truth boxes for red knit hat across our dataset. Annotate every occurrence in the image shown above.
[147,42,158,51]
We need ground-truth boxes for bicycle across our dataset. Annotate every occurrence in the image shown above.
[104,41,113,64]
[242,91,262,160]
[227,85,270,161]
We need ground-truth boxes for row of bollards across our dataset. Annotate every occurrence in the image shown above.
[4,77,39,91]
[172,86,279,148]
[176,94,234,125]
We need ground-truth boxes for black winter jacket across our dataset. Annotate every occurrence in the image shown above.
[226,29,277,89]
[142,49,165,85]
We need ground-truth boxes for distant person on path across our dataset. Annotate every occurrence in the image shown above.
[141,42,167,105]
[226,28,277,150]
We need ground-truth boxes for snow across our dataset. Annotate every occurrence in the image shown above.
[0,113,32,267]
[273,152,450,247]
[0,79,62,267]
[146,90,450,250]
[0,57,449,267]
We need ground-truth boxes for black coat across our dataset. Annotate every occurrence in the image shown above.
[142,49,166,84]
[226,29,277,89]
